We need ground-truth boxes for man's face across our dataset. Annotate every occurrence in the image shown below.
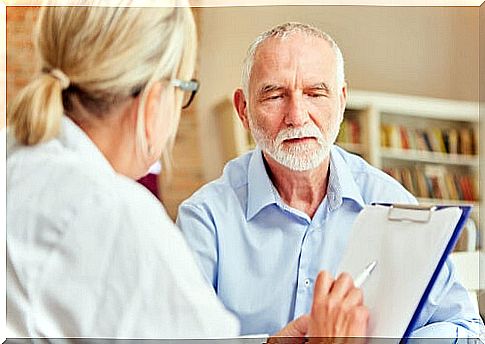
[247,32,346,172]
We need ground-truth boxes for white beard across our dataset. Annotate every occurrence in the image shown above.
[249,115,339,172]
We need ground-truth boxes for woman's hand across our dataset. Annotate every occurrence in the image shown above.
[269,314,310,343]
[307,270,369,341]
[270,270,369,344]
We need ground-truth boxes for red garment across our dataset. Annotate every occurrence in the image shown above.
[137,173,160,200]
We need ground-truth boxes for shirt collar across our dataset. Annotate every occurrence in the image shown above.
[327,146,365,211]
[247,147,278,220]
[59,115,116,175]
[246,145,365,220]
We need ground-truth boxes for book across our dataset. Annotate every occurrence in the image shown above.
[459,128,473,155]
[415,167,430,198]
[401,168,416,195]
[447,128,459,155]
[384,163,478,202]
[400,127,410,150]
[424,165,449,200]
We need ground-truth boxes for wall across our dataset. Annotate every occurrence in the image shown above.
[6,7,38,105]
[196,6,479,180]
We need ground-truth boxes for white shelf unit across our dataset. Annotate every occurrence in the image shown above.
[340,90,480,258]
[379,148,479,167]
[343,90,479,165]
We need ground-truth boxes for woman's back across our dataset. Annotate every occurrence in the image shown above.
[7,116,239,338]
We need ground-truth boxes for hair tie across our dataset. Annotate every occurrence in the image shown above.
[42,67,70,90]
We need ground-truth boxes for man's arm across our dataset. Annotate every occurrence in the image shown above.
[176,202,219,289]
[410,259,484,338]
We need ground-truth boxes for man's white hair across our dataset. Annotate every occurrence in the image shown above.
[241,22,345,97]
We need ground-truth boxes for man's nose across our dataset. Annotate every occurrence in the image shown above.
[284,94,309,127]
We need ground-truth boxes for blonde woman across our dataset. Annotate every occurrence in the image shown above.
[7,4,241,338]
[7,4,369,340]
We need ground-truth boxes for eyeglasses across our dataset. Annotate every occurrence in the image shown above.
[131,78,199,110]
[172,78,199,109]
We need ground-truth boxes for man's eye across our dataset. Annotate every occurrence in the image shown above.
[265,94,283,101]
[307,93,325,98]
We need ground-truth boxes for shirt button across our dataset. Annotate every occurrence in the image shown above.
[304,278,311,287]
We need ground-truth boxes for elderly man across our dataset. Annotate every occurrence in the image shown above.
[177,22,482,337]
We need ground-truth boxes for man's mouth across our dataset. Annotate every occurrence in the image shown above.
[283,137,316,144]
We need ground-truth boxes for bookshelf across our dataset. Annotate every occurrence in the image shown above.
[216,90,480,248]
[340,90,479,209]
[338,90,480,263]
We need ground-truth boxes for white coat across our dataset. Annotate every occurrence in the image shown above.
[6,116,240,338]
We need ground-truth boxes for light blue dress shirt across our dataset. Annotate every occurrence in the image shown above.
[177,145,483,337]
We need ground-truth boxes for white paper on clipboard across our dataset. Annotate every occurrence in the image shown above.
[337,204,463,338]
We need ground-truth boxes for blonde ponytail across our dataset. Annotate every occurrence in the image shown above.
[8,72,66,145]
[8,4,197,155]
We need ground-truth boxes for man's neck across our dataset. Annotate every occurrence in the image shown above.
[263,152,330,219]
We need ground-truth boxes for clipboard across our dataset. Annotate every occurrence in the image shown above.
[336,203,472,341]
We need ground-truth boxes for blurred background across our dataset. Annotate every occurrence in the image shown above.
[6,4,484,320]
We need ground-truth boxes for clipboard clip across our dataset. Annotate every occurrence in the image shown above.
[374,203,437,223]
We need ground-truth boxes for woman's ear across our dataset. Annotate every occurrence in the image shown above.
[143,81,164,143]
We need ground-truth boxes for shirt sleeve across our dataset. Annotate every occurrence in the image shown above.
[176,202,219,290]
[409,259,484,338]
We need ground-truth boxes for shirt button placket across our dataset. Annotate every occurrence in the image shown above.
[295,225,313,317]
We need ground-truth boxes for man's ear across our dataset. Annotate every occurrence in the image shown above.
[143,81,164,142]
[234,88,250,130]
[339,82,348,120]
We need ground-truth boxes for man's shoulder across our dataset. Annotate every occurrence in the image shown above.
[333,145,385,179]
[180,150,254,210]
[333,145,416,202]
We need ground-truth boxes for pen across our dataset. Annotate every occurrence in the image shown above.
[354,260,377,288]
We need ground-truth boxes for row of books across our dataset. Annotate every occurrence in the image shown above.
[381,125,477,156]
[337,118,360,145]
[383,165,477,201]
